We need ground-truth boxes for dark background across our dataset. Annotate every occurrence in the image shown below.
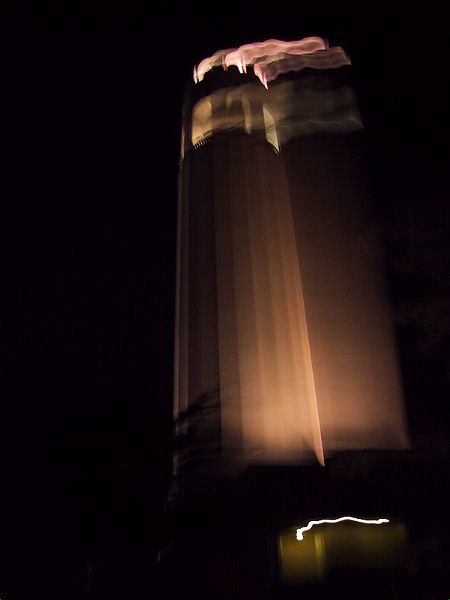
[2,7,449,599]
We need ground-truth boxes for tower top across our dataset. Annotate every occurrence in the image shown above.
[193,37,350,88]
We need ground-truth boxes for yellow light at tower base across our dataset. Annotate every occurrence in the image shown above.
[279,517,408,583]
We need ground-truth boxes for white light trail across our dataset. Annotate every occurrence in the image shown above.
[296,517,390,540]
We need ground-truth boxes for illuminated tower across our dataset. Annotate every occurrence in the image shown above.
[171,37,409,500]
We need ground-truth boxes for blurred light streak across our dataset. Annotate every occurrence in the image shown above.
[193,38,351,88]
[254,46,351,88]
[296,517,390,541]
[190,78,363,149]
[194,48,235,84]
[223,37,327,75]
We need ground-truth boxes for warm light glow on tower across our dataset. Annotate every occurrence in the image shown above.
[172,37,409,493]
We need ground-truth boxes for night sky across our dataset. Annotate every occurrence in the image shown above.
[2,8,449,599]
